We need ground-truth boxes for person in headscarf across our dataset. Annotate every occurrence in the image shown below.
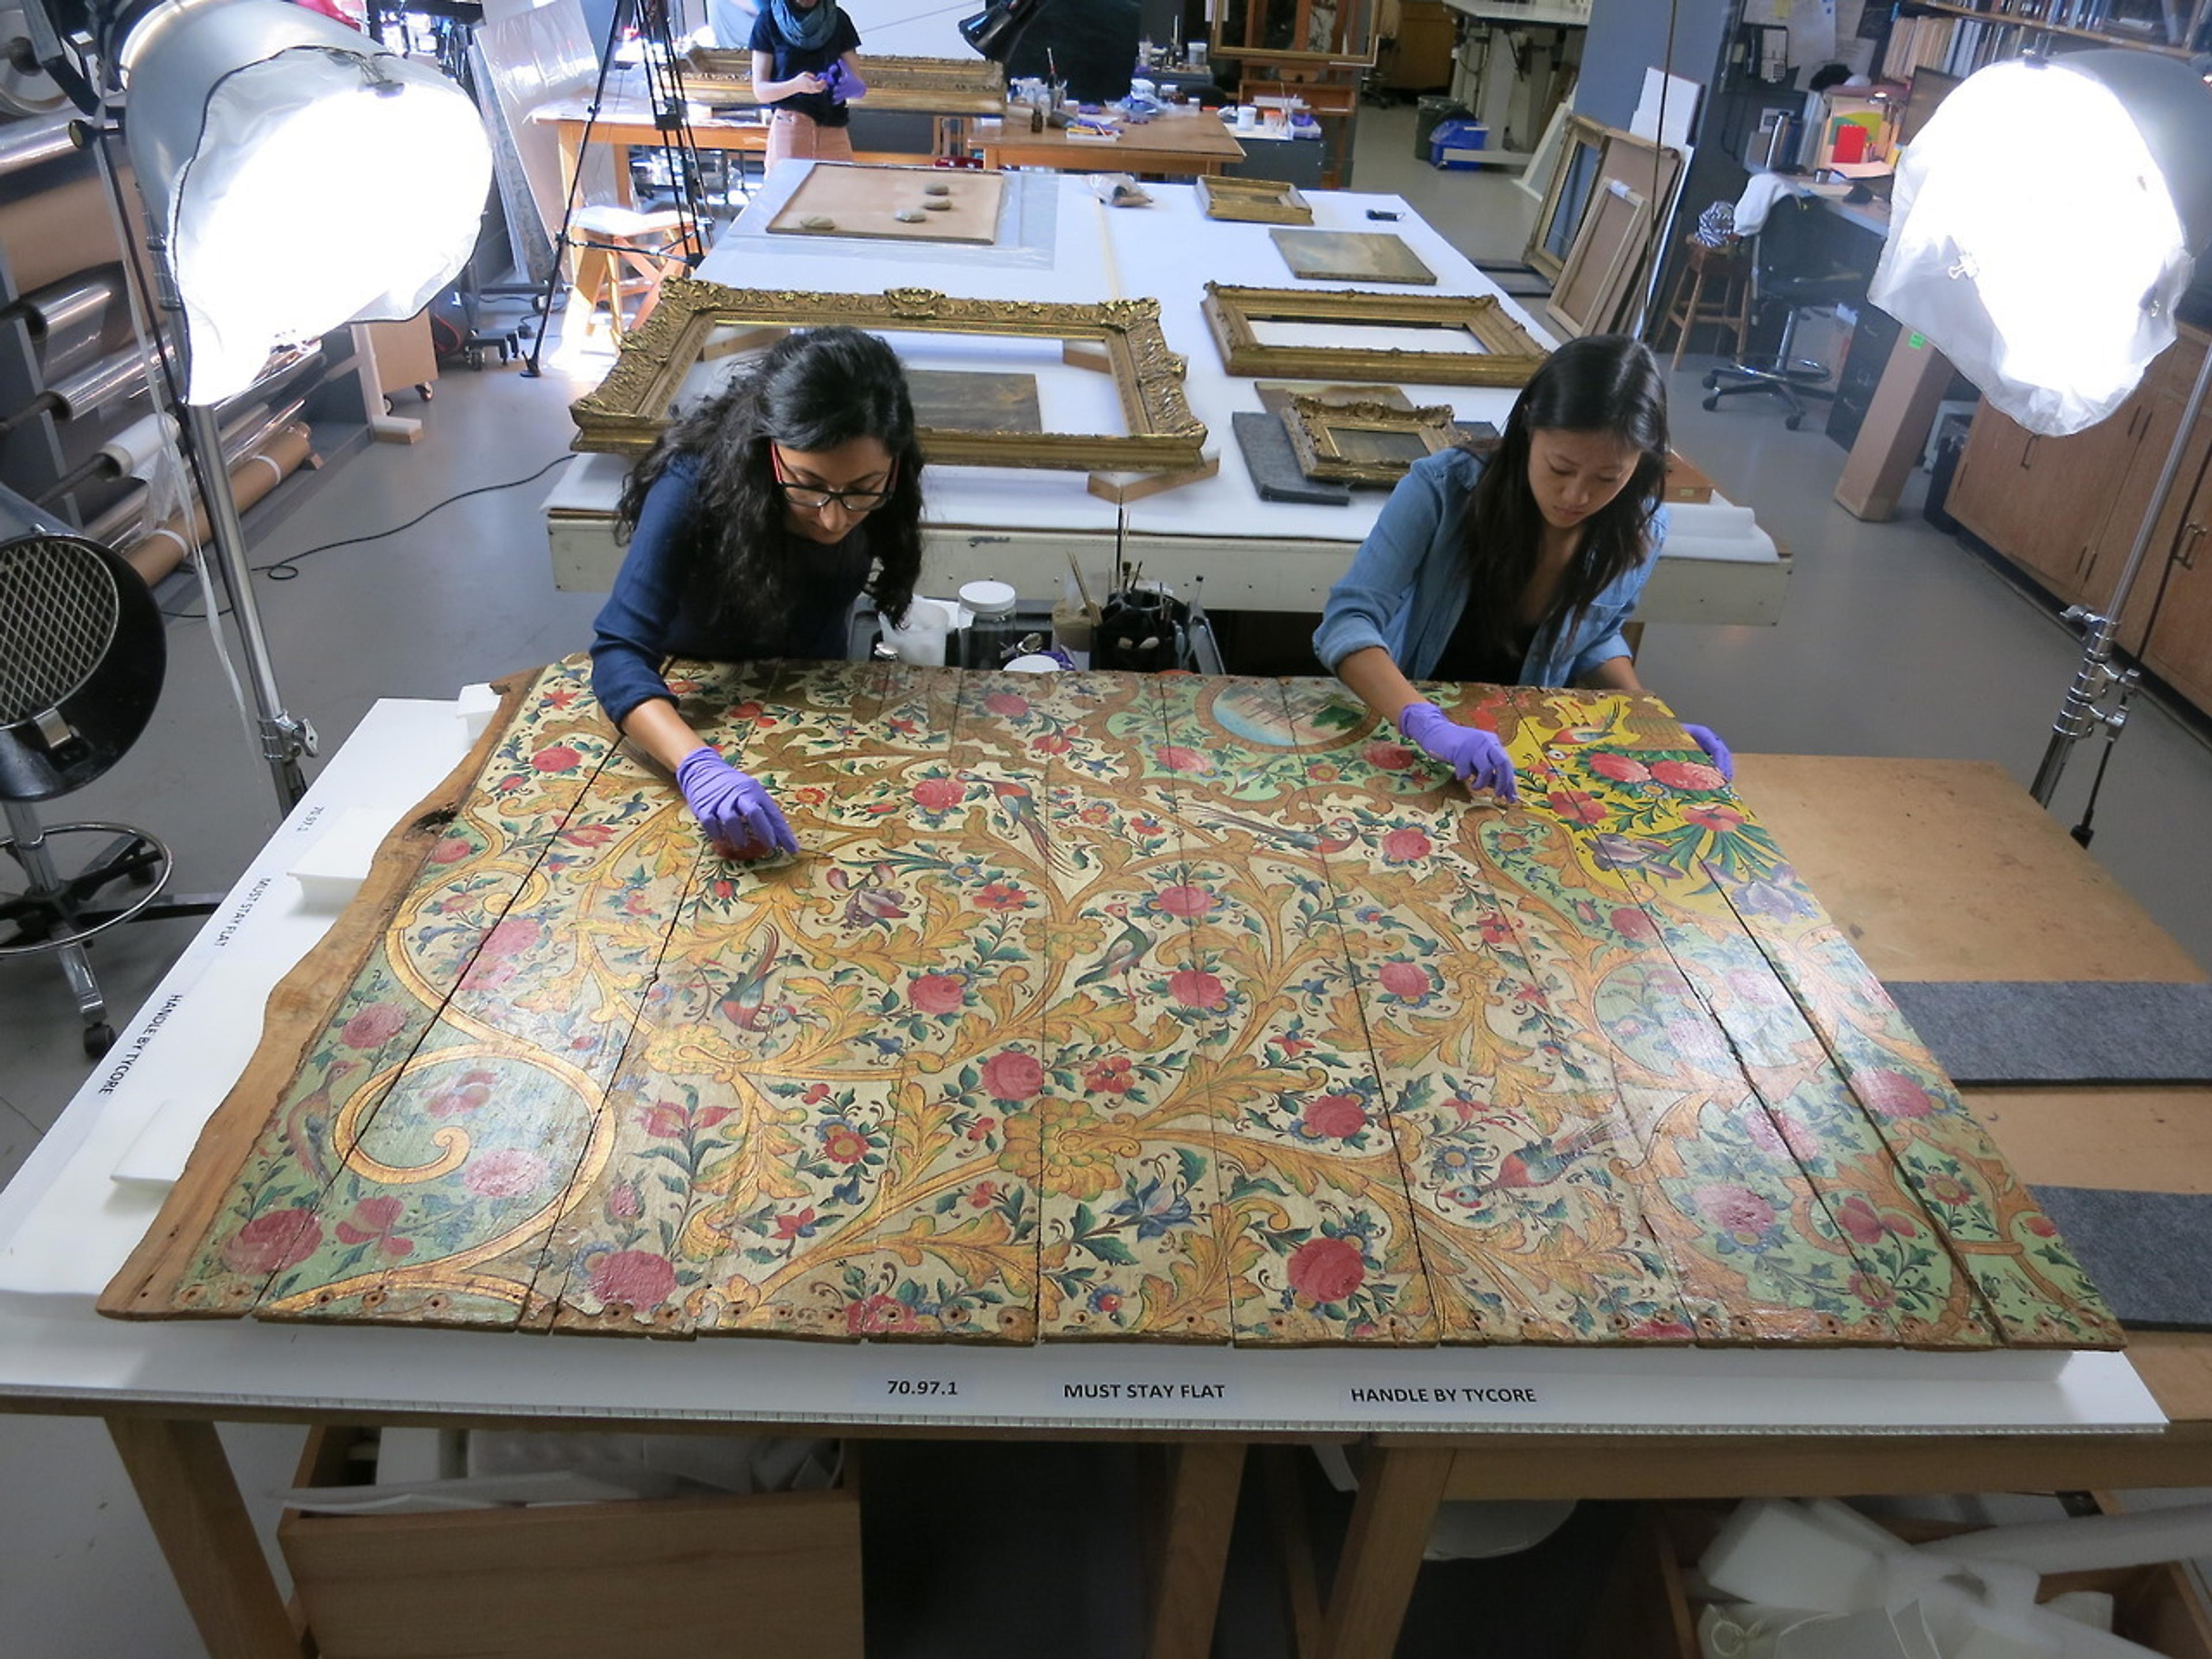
[751,0,865,172]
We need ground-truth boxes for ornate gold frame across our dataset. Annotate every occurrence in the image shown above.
[570,279,1209,473]
[1195,174,1313,225]
[1199,283,1550,387]
[681,50,1007,113]
[1281,396,1463,486]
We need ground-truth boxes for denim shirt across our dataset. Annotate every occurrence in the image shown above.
[1312,448,1665,685]
[589,457,872,728]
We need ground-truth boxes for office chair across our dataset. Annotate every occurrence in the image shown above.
[1700,194,1867,430]
[1,487,209,1056]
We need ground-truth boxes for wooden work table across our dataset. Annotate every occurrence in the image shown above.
[967,106,1248,177]
[1312,754,2212,1659]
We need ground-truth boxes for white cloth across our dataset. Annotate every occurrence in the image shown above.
[1733,170,1812,237]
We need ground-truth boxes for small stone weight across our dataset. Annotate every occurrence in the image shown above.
[922,181,951,196]
[921,198,952,211]
[893,208,927,223]
[800,214,835,230]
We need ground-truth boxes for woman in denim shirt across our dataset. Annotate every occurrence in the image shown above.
[1313,334,1732,804]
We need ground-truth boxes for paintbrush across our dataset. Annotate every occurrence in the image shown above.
[1066,550,1100,622]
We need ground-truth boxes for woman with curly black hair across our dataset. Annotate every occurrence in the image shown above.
[592,326,923,859]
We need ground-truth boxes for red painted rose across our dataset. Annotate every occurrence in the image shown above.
[480,916,543,957]
[464,1147,549,1199]
[982,1050,1046,1101]
[335,1196,408,1249]
[1363,740,1416,771]
[1683,802,1749,833]
[821,1124,871,1165]
[1380,827,1432,863]
[1377,961,1429,999]
[984,692,1031,718]
[1858,1069,1935,1119]
[340,1002,406,1050]
[1156,745,1207,772]
[846,1293,921,1335]
[1587,751,1652,784]
[427,1081,493,1118]
[1834,1195,1887,1247]
[1032,732,1071,755]
[531,744,581,772]
[1286,1236,1366,1304]
[222,1209,321,1276]
[1156,884,1214,918]
[909,973,966,1015]
[1085,1056,1135,1093]
[428,836,472,863]
[1611,906,1660,944]
[590,1249,676,1309]
[912,777,964,813]
[1169,969,1229,1011]
[1543,789,1609,827]
[975,882,1027,910]
[2025,1215,2059,1238]
[1653,757,1729,792]
[1693,1183,1776,1238]
[1302,1094,1368,1139]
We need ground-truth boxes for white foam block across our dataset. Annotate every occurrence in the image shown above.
[111,1099,213,1188]
[455,681,501,743]
[288,804,402,910]
[1703,1499,1886,1615]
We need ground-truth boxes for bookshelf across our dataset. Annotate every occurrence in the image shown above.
[1880,0,2212,79]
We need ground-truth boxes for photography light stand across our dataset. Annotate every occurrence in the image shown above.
[521,0,707,376]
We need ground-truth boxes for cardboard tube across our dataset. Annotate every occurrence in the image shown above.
[0,168,134,294]
[120,422,316,586]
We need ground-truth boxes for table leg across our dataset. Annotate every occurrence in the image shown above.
[107,1416,301,1659]
[1143,1441,1246,1659]
[1316,1443,1454,1659]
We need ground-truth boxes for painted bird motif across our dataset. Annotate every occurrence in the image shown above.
[1485,1119,1620,1190]
[1074,901,1153,991]
[987,779,1054,868]
[825,861,908,930]
[1188,808,1358,856]
[286,1058,359,1182]
[716,923,784,1032]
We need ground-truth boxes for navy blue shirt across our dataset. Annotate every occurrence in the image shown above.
[749,7,861,128]
[590,457,873,728]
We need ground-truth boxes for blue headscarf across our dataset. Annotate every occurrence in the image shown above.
[769,0,840,51]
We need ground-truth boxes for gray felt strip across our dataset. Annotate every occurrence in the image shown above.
[1884,981,2212,1085]
[2029,1186,2212,1331]
[1230,412,1351,506]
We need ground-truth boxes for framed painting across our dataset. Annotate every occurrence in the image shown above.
[570,279,1209,474]
[1268,228,1437,286]
[1280,396,1464,486]
[1200,283,1550,387]
[1524,114,1609,285]
[1196,174,1315,225]
[1210,0,1380,64]
[682,50,1007,114]
[1547,178,1650,339]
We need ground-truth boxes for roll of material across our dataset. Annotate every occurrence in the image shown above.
[120,421,316,585]
[0,166,133,296]
[97,412,179,480]
[0,110,77,176]
[3,268,123,341]
[43,344,147,420]
[0,13,68,119]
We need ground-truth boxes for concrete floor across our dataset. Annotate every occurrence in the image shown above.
[2,101,2209,1657]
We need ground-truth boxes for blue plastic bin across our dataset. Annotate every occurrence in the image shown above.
[1428,118,1489,170]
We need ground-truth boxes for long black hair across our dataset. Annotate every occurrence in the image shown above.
[613,326,923,637]
[1460,334,1668,660]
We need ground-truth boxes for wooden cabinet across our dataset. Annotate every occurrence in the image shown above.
[1946,324,2212,719]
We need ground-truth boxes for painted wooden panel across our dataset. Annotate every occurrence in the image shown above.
[103,658,2119,1353]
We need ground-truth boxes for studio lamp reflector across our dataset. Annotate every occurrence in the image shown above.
[121,0,493,404]
[1870,50,2212,438]
[959,0,1047,65]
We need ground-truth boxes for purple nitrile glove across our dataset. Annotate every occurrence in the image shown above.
[1681,722,1734,783]
[1397,700,1519,804]
[823,60,865,101]
[675,747,798,859]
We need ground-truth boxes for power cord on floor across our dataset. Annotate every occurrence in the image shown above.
[159,452,574,620]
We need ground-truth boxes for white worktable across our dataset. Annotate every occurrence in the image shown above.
[547,170,1789,626]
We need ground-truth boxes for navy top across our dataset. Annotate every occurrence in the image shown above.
[590,457,874,728]
[749,8,861,128]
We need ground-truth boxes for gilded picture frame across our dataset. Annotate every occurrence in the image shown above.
[1195,174,1315,225]
[1281,396,1463,486]
[1199,283,1550,387]
[1524,114,1610,285]
[570,279,1209,473]
[682,50,1007,114]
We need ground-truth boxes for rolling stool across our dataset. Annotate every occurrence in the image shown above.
[1658,236,1752,370]
[1700,196,1866,430]
[1,488,215,1056]
[567,203,690,344]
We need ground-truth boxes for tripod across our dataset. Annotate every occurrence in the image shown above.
[521,0,710,376]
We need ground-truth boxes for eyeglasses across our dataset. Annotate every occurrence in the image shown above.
[770,446,896,513]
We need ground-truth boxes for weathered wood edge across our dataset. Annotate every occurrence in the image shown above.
[96,669,547,1320]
